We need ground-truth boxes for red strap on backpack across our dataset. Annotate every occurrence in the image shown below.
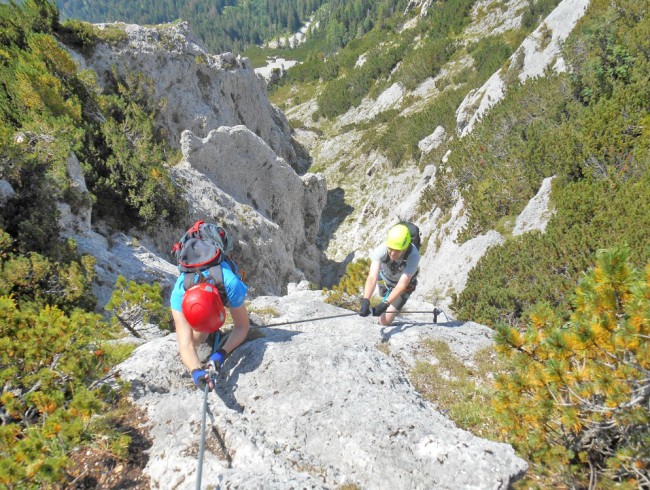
[171,220,206,255]
[189,220,204,235]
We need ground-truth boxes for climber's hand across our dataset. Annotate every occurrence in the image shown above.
[192,369,213,392]
[359,298,371,317]
[372,302,389,317]
[209,348,227,371]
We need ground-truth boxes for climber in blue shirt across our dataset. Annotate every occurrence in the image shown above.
[170,260,249,392]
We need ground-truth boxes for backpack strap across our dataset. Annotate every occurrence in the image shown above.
[402,243,413,261]
[207,265,229,307]
[182,265,231,307]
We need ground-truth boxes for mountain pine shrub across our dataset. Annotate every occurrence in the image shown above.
[0,291,131,486]
[494,247,649,488]
[106,275,171,335]
[1,1,186,238]
[454,172,650,328]
[324,258,370,310]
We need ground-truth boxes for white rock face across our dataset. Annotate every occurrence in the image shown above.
[517,0,590,82]
[0,179,15,205]
[168,126,327,295]
[417,197,505,307]
[52,151,178,312]
[456,0,590,136]
[404,0,434,17]
[59,21,327,299]
[418,126,447,155]
[456,70,506,136]
[254,57,299,82]
[337,83,405,127]
[114,290,527,489]
[265,17,315,49]
[513,175,556,236]
[464,0,527,42]
[69,229,180,311]
[56,152,92,235]
[81,21,306,171]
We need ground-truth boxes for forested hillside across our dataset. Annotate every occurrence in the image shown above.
[273,0,649,328]
[56,0,409,56]
[57,0,324,54]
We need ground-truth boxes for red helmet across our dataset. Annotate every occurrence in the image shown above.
[181,283,226,333]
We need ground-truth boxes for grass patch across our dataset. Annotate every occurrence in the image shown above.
[410,340,503,440]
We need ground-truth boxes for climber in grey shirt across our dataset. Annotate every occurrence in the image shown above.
[358,223,420,326]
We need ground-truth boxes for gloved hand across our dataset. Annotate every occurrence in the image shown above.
[191,368,211,391]
[372,301,389,316]
[359,298,371,317]
[209,348,227,371]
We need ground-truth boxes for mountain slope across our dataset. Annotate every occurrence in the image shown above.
[276,0,650,327]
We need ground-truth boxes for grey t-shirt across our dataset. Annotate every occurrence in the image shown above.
[370,243,420,286]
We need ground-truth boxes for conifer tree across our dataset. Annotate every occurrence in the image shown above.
[494,247,649,488]
[105,275,170,335]
[324,258,370,309]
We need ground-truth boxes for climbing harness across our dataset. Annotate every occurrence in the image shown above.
[196,333,221,490]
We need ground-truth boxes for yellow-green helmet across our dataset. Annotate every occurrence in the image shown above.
[386,224,411,251]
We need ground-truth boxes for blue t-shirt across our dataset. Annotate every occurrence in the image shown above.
[170,261,248,311]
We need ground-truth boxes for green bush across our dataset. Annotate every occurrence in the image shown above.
[494,247,649,488]
[106,275,172,334]
[521,0,562,30]
[431,0,649,242]
[315,42,408,120]
[453,173,650,328]
[1,1,186,243]
[0,2,174,485]
[0,228,134,486]
[361,88,465,167]
[467,36,514,80]
[79,68,186,232]
[324,258,371,309]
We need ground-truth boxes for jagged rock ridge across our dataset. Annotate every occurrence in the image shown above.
[62,21,327,300]
[79,21,307,173]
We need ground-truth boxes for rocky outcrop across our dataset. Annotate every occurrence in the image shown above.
[254,57,299,82]
[456,0,590,135]
[79,21,308,173]
[114,289,527,489]
[0,180,15,205]
[417,198,505,308]
[60,124,326,304]
[404,0,434,17]
[512,175,556,236]
[59,21,327,300]
[167,126,327,296]
[418,126,447,155]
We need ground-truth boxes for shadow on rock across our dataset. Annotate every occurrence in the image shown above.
[317,187,355,288]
